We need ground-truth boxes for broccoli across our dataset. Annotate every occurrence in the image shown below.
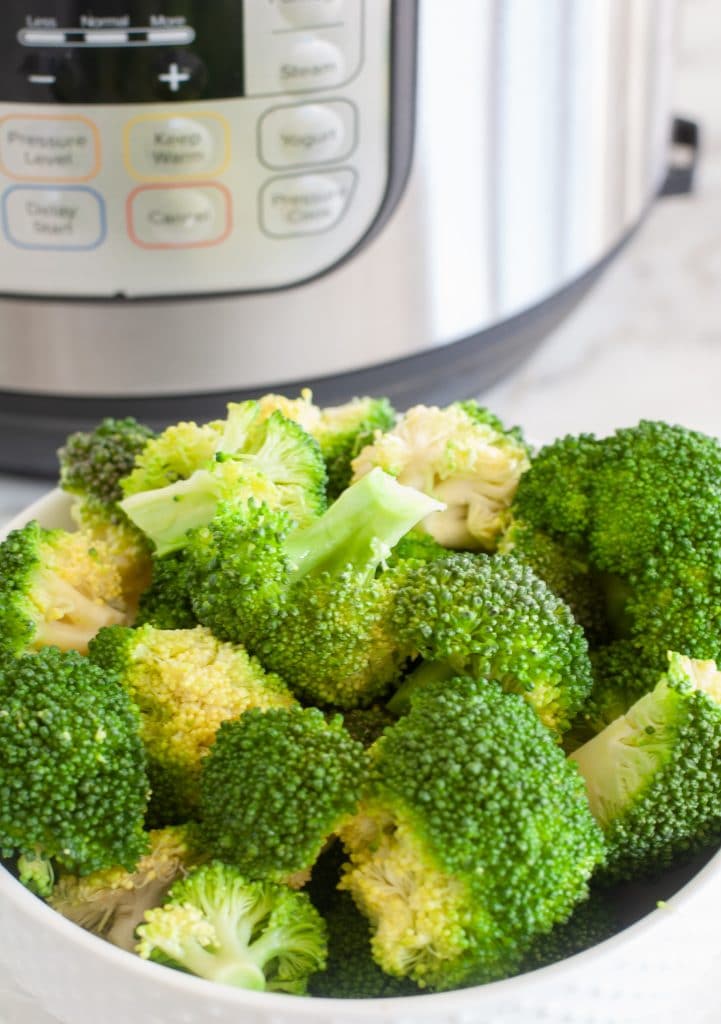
[570,651,721,881]
[390,553,593,736]
[309,892,419,998]
[520,887,619,971]
[136,861,327,993]
[382,528,448,570]
[0,521,128,656]
[58,416,156,510]
[48,824,207,951]
[187,468,443,707]
[120,409,327,556]
[134,551,197,630]
[0,647,149,875]
[199,707,366,884]
[17,852,55,898]
[350,401,530,550]
[339,677,605,990]
[120,419,225,496]
[88,624,295,825]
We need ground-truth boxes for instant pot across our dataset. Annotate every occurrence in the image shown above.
[0,0,697,474]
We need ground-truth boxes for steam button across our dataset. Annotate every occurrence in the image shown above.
[278,38,346,92]
[260,169,355,237]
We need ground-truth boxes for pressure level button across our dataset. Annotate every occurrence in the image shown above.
[260,169,356,237]
[0,117,99,182]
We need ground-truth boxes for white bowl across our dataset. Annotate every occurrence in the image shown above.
[1,489,720,1024]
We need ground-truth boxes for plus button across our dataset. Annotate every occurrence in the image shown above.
[157,62,191,92]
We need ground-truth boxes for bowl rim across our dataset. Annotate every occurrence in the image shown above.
[1,486,718,1015]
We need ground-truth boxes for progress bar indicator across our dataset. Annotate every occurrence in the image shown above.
[18,26,196,47]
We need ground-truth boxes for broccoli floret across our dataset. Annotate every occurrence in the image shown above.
[134,551,197,630]
[0,521,128,656]
[309,892,419,998]
[390,553,593,736]
[120,410,326,556]
[58,416,156,510]
[187,468,443,707]
[136,861,327,993]
[499,518,608,643]
[520,887,619,971]
[570,651,721,881]
[0,647,149,875]
[17,852,55,897]
[340,706,395,748]
[120,419,225,496]
[89,624,295,826]
[339,677,605,990]
[351,402,530,551]
[48,824,207,951]
[315,396,396,499]
[383,528,448,570]
[200,708,366,883]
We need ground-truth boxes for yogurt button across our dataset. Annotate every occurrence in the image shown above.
[278,38,346,92]
[260,103,351,168]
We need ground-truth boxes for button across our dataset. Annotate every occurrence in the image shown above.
[151,52,208,100]
[127,183,232,248]
[278,38,346,92]
[260,169,355,237]
[0,116,100,181]
[125,114,230,180]
[259,101,355,169]
[276,0,346,27]
[2,186,106,250]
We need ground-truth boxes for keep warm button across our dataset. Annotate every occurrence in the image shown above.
[260,170,356,238]
[127,183,232,249]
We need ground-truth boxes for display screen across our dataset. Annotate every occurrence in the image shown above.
[0,1,245,103]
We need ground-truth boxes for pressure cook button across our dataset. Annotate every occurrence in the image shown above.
[275,0,347,27]
[259,101,355,168]
[125,114,230,180]
[127,183,232,248]
[2,185,106,250]
[260,169,355,237]
[278,38,346,92]
[0,117,100,182]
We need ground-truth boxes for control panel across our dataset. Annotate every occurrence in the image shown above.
[0,0,405,297]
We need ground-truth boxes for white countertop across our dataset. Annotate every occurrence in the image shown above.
[2,0,721,1020]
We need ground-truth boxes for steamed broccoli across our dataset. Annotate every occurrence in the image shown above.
[58,416,156,510]
[390,553,593,735]
[520,888,619,971]
[120,409,326,555]
[200,707,366,884]
[136,861,327,993]
[570,652,721,880]
[339,677,605,990]
[0,647,149,875]
[49,825,207,951]
[120,419,225,496]
[351,401,530,550]
[187,468,443,707]
[88,624,295,825]
[134,551,197,630]
[383,528,448,570]
[0,521,127,656]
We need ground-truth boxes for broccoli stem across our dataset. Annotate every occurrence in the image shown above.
[120,471,222,557]
[285,468,444,583]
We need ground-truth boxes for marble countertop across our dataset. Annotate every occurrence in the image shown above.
[2,0,721,1020]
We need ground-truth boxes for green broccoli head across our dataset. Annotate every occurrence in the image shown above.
[351,402,530,551]
[309,891,419,999]
[136,861,327,994]
[187,469,443,707]
[570,651,721,881]
[58,416,156,509]
[390,553,593,736]
[49,824,207,951]
[120,419,225,496]
[134,551,197,630]
[88,624,295,826]
[0,647,149,874]
[383,528,448,570]
[200,707,366,883]
[339,677,605,990]
[315,396,396,499]
[0,521,128,656]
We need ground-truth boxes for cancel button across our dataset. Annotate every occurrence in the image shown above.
[128,184,231,248]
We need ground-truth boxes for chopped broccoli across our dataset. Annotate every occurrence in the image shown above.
[0,521,127,656]
[570,651,721,881]
[187,468,443,707]
[315,396,396,499]
[309,892,419,998]
[120,419,225,496]
[88,624,295,825]
[351,402,530,550]
[58,416,156,510]
[520,887,619,971]
[48,824,207,951]
[383,528,448,570]
[0,647,149,875]
[134,551,197,630]
[390,553,593,736]
[199,707,366,883]
[120,409,326,556]
[136,861,327,993]
[339,677,605,990]
[17,852,54,898]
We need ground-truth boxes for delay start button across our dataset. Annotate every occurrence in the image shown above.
[127,183,232,248]
[260,169,356,237]
[2,185,106,250]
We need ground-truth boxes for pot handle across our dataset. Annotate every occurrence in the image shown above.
[661,117,701,196]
